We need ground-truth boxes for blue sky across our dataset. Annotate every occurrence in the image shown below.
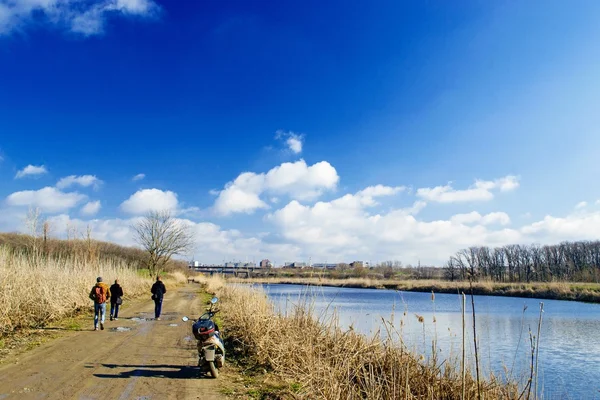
[2,0,600,265]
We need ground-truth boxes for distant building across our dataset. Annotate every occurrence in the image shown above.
[284,261,306,268]
[293,262,307,268]
[350,261,364,268]
[260,259,272,268]
[313,263,338,269]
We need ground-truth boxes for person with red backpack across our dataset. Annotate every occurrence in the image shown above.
[89,276,111,331]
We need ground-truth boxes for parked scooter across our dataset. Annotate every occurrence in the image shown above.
[182,296,225,378]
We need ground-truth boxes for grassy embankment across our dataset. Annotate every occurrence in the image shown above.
[0,242,187,340]
[231,276,600,303]
[196,275,529,400]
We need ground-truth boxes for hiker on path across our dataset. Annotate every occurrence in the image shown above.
[150,276,167,320]
[89,277,111,331]
[109,279,124,321]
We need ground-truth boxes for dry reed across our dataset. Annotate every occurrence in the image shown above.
[0,246,186,334]
[205,278,520,399]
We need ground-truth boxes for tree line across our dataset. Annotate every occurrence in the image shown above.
[445,241,600,283]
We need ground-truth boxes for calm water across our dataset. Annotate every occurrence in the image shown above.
[260,284,600,400]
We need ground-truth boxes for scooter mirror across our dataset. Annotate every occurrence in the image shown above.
[211,297,218,304]
[182,316,189,322]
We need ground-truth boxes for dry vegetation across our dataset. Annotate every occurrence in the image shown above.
[230,276,600,303]
[0,242,187,336]
[195,275,529,400]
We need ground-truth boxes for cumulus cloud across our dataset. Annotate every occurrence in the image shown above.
[276,130,304,154]
[450,211,511,226]
[5,187,86,213]
[520,209,600,243]
[416,175,519,203]
[15,164,48,179]
[575,201,587,209]
[213,159,339,216]
[120,188,178,215]
[80,200,101,216]
[132,173,146,181]
[32,213,283,264]
[56,175,103,190]
[0,0,160,36]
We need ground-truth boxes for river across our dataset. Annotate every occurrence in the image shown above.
[260,283,600,400]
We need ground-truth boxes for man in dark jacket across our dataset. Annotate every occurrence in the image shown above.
[109,279,124,321]
[150,276,167,320]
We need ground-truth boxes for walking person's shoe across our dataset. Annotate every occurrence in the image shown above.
[110,316,113,321]
[155,318,161,321]
[94,326,98,331]
[100,322,104,330]
[114,318,118,320]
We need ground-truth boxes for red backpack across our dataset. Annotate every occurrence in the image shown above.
[94,286,107,304]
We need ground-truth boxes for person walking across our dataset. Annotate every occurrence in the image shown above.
[109,279,124,321]
[150,276,167,320]
[89,277,111,331]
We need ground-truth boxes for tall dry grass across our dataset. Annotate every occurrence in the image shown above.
[204,278,520,399]
[0,246,186,335]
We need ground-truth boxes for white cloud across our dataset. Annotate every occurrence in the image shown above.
[0,0,159,36]
[32,213,278,264]
[264,180,522,264]
[80,200,101,216]
[276,130,304,154]
[15,164,48,179]
[520,209,600,243]
[416,175,519,203]
[120,188,178,215]
[6,161,600,267]
[5,187,87,213]
[213,159,339,216]
[3,177,600,266]
[481,212,511,225]
[132,173,146,181]
[575,201,587,209]
[450,211,511,226]
[56,175,103,190]
[213,172,269,215]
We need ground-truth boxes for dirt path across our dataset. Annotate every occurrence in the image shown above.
[0,284,224,400]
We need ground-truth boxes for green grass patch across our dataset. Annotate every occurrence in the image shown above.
[289,382,302,393]
[198,290,223,328]
[64,319,82,331]
[0,338,5,350]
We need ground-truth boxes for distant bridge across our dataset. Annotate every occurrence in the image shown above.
[189,265,271,278]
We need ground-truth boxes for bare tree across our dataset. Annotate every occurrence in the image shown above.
[25,207,42,253]
[444,256,458,281]
[42,219,51,256]
[133,210,195,275]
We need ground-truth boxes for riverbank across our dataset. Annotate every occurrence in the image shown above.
[196,275,523,399]
[229,276,600,303]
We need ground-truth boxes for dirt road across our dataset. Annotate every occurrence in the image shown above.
[0,284,224,400]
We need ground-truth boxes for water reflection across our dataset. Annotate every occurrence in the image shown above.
[261,284,600,400]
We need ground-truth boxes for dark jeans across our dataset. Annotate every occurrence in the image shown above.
[154,298,163,318]
[110,302,120,318]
